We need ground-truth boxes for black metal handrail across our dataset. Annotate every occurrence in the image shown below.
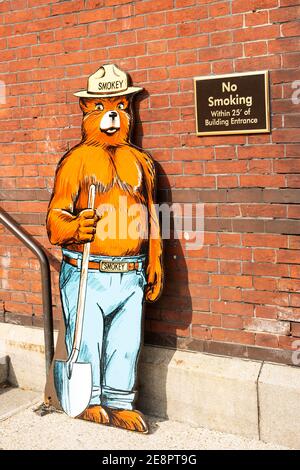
[0,208,54,373]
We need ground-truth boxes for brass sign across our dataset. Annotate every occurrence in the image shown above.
[194,71,270,136]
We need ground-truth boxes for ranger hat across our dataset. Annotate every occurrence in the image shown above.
[74,64,143,98]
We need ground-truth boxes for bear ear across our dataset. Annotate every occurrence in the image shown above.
[79,98,91,114]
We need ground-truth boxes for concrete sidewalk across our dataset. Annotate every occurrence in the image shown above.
[0,396,290,450]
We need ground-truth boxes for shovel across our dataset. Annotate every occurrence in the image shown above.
[54,184,96,418]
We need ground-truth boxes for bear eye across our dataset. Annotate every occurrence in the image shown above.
[95,103,104,111]
[117,102,125,110]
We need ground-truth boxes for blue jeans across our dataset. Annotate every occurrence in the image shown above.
[59,248,147,410]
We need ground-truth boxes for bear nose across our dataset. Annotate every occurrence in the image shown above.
[109,111,118,119]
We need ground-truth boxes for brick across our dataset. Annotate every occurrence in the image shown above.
[200,14,243,33]
[289,236,300,249]
[200,44,243,61]
[244,41,268,57]
[279,278,300,292]
[236,54,281,72]
[242,290,289,307]
[51,0,84,15]
[136,0,173,15]
[232,0,278,13]
[245,10,269,26]
[150,320,190,338]
[167,6,208,24]
[281,21,300,37]
[212,60,234,74]
[168,34,209,51]
[241,204,286,218]
[210,274,252,288]
[291,323,300,337]
[206,161,247,174]
[279,335,300,350]
[269,37,300,54]
[238,145,284,159]
[240,175,285,188]
[280,0,300,5]
[222,315,244,329]
[217,175,239,188]
[107,16,144,33]
[248,160,271,175]
[78,7,113,23]
[273,129,300,143]
[243,262,289,277]
[263,189,300,203]
[255,333,279,349]
[178,21,198,37]
[174,176,215,188]
[235,24,280,42]
[255,306,278,320]
[169,63,210,79]
[209,2,230,17]
[253,249,276,263]
[278,307,300,322]
[245,318,290,335]
[286,144,300,157]
[212,328,255,345]
[270,5,300,23]
[138,52,176,68]
[227,189,263,203]
[265,219,300,235]
[290,265,300,278]
[283,52,300,68]
[275,159,300,173]
[173,148,214,161]
[192,312,221,327]
[191,325,212,340]
[138,25,177,42]
[232,219,265,233]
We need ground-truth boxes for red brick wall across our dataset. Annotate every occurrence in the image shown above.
[0,0,299,364]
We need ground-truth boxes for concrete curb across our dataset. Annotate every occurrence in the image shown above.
[138,346,261,439]
[259,363,300,448]
[0,323,299,447]
[0,355,8,384]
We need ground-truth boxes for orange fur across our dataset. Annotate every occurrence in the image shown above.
[47,96,163,301]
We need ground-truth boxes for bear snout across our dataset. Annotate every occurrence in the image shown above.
[100,110,121,133]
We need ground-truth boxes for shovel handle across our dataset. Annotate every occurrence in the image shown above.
[68,184,96,364]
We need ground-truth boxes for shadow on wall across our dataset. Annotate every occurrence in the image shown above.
[133,95,193,423]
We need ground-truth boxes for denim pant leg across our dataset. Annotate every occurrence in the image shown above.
[60,262,104,406]
[101,271,146,410]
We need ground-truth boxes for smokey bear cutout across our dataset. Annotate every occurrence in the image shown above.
[44,64,163,434]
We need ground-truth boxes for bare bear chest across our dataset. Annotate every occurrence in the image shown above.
[83,150,143,194]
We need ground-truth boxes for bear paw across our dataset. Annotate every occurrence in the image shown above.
[108,409,149,434]
[78,405,110,425]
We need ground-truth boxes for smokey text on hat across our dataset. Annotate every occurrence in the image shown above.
[98,79,125,92]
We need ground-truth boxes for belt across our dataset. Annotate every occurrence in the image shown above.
[63,255,143,273]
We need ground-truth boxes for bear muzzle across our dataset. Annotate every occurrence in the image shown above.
[100,110,121,135]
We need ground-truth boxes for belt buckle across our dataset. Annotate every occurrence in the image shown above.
[100,261,128,273]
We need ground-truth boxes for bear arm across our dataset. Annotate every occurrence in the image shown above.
[140,153,163,296]
[46,157,81,246]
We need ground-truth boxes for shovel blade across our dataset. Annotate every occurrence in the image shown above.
[54,360,92,418]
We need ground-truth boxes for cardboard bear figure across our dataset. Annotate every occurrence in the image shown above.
[45,64,163,434]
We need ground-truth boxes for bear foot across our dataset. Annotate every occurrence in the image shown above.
[78,405,110,425]
[108,409,148,434]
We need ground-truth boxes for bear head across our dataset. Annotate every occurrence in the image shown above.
[79,96,132,147]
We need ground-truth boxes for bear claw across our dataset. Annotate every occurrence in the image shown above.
[78,405,110,425]
[107,408,149,434]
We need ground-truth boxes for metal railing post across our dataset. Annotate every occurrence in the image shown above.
[0,209,54,373]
